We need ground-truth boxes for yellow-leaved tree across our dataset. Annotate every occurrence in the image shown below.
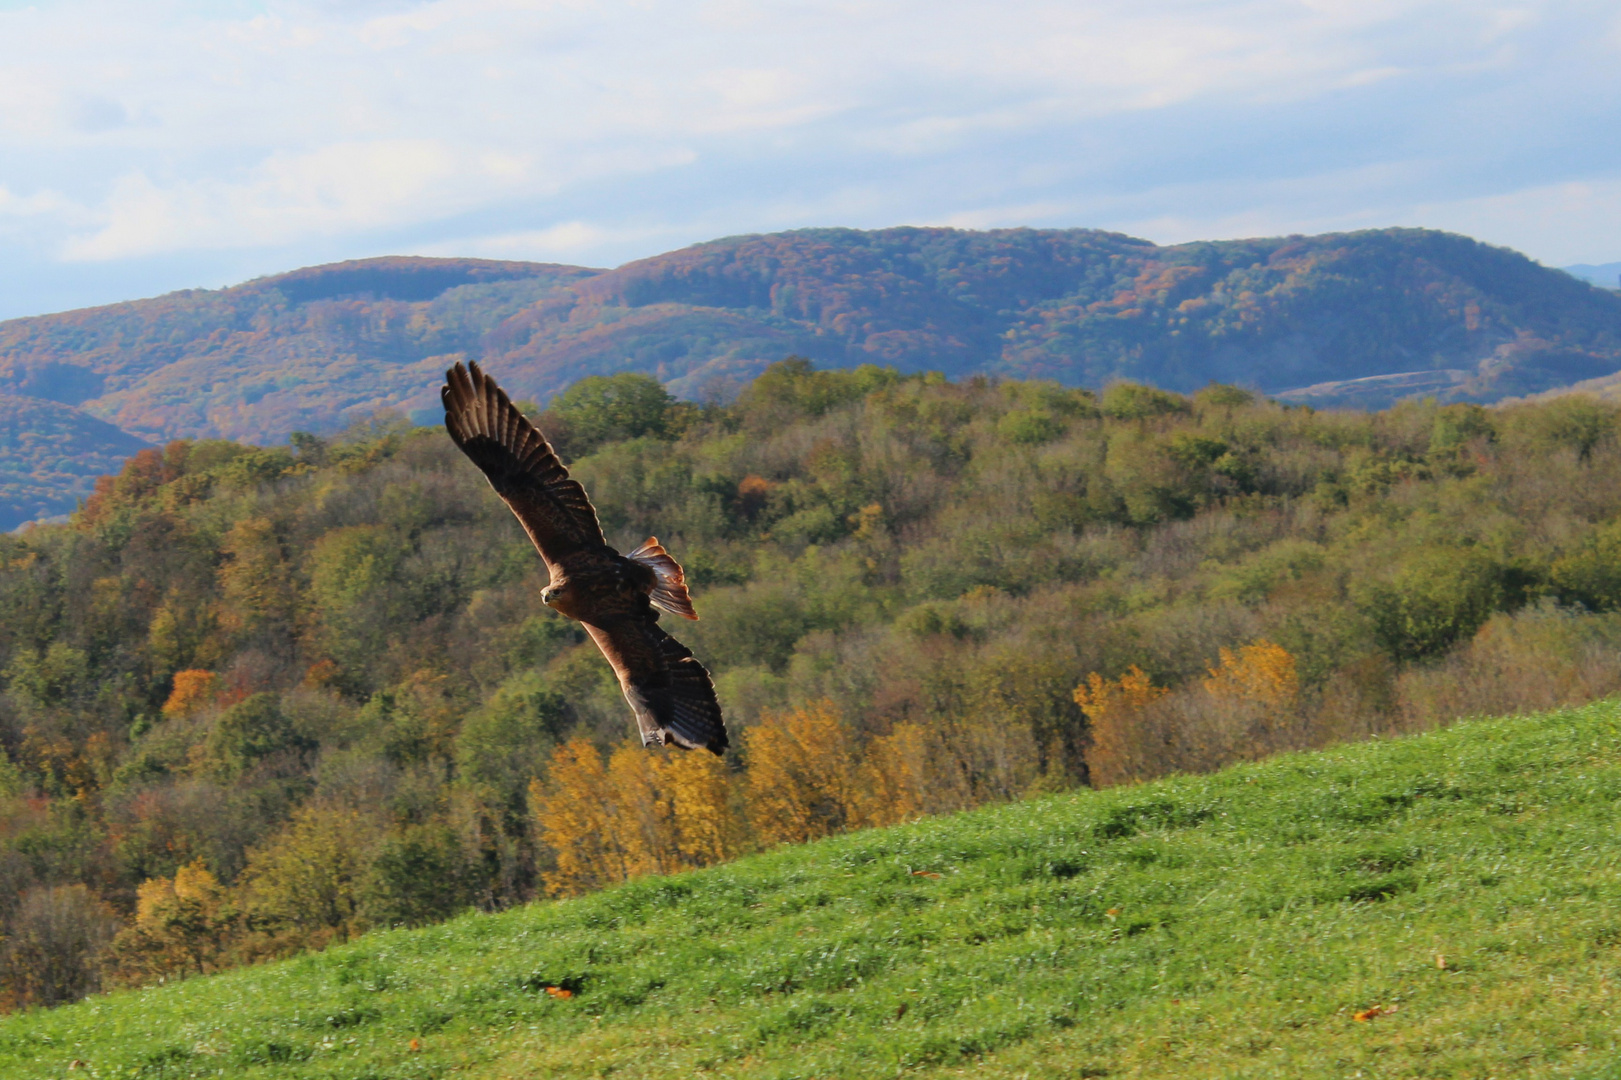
[1185,638,1303,766]
[744,701,863,846]
[532,737,740,897]
[108,860,238,984]
[658,749,739,867]
[1073,665,1168,788]
[1203,639,1299,709]
[532,738,624,897]
[240,802,377,947]
[856,722,931,827]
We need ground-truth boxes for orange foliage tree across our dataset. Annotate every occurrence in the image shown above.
[161,670,218,719]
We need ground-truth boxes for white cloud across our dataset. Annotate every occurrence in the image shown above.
[1407,179,1621,266]
[0,0,1615,310]
[0,185,70,217]
[63,140,477,259]
[418,221,635,263]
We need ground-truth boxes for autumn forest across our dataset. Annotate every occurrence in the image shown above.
[6,359,1621,1009]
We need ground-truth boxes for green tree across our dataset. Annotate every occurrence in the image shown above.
[1101,382,1190,420]
[359,824,477,928]
[550,373,674,453]
[455,671,571,815]
[203,693,311,777]
[1550,521,1621,611]
[307,525,408,683]
[1357,551,1507,661]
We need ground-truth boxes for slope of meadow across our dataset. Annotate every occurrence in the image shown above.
[1,698,1618,1079]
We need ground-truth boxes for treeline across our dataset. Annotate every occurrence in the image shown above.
[7,360,1621,1009]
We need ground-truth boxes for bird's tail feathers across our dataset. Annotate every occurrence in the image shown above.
[627,536,698,620]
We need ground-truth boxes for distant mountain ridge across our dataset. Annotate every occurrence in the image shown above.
[1564,262,1621,290]
[5,226,1621,528]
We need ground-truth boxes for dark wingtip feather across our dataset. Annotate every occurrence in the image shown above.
[638,634,728,755]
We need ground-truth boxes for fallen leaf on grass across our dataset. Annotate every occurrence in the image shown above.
[409,1039,421,1052]
[1353,1005,1398,1022]
[911,871,941,878]
[545,986,574,999]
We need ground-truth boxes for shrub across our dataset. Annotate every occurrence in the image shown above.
[0,885,119,1008]
[359,825,477,929]
[1550,521,1621,611]
[1357,551,1509,661]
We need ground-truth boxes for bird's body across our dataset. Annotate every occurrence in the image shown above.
[440,361,727,754]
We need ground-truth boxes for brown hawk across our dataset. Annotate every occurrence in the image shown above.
[441,361,727,754]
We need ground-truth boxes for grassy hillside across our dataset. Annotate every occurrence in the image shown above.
[2,699,1618,1079]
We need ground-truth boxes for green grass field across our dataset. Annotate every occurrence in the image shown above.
[5,701,1621,1080]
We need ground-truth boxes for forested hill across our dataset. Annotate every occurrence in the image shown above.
[5,227,1621,528]
[7,362,1621,1013]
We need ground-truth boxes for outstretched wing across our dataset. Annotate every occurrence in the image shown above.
[441,361,605,566]
[584,620,728,755]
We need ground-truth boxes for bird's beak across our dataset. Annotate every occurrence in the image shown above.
[541,589,555,607]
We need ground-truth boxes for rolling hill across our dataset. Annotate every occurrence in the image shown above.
[5,226,1621,527]
[1,699,1617,1078]
[0,395,152,530]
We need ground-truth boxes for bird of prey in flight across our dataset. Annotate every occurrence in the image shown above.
[441,361,728,755]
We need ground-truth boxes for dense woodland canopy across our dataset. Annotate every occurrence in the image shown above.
[5,227,1621,527]
[5,360,1621,1009]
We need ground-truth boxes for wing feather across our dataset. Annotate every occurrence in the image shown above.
[441,361,605,564]
[585,620,728,755]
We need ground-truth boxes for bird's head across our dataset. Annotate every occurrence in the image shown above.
[541,581,570,610]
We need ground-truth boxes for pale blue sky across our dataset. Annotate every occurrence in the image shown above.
[0,0,1618,319]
